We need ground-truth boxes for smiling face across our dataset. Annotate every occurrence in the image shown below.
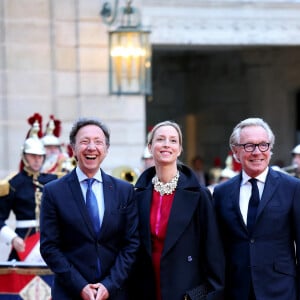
[149,125,182,166]
[72,124,108,177]
[233,125,271,178]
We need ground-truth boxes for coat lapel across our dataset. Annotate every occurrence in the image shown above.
[137,187,153,257]
[256,168,279,221]
[162,188,199,257]
[67,170,96,236]
[230,171,279,234]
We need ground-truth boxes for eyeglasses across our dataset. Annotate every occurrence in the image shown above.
[236,142,270,152]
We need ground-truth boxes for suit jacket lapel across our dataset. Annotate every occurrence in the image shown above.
[231,174,248,232]
[98,172,112,237]
[256,168,279,220]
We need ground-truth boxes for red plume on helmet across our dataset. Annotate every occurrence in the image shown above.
[47,115,61,138]
[20,113,44,171]
[66,144,73,158]
[27,113,43,138]
[227,151,242,172]
[41,115,62,147]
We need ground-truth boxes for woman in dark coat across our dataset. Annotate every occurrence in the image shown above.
[130,121,225,300]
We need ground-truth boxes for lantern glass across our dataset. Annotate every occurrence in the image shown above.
[109,28,151,95]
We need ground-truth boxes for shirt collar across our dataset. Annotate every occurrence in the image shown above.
[241,167,269,185]
[76,167,103,183]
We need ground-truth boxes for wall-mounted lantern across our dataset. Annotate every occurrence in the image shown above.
[101,0,151,95]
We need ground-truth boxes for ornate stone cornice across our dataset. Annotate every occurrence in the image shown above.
[141,1,300,45]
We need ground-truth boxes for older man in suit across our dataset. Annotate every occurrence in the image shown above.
[213,117,300,300]
[40,118,139,300]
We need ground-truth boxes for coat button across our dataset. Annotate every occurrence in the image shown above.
[187,255,193,262]
[250,239,255,243]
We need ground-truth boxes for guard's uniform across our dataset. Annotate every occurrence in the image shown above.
[0,169,57,260]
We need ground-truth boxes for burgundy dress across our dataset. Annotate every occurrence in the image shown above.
[150,190,175,300]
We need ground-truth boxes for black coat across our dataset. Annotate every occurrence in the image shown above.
[214,168,300,300]
[129,164,225,300]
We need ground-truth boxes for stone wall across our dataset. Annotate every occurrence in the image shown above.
[0,0,145,177]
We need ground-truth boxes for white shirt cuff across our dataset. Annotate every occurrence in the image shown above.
[0,225,18,245]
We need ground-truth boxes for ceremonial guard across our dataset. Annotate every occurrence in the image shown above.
[0,114,57,262]
[287,144,300,178]
[41,115,75,176]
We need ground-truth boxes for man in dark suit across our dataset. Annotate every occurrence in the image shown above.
[40,117,139,300]
[213,117,300,300]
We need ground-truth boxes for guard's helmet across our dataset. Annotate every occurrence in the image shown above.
[23,137,46,155]
[142,146,152,159]
[291,144,300,155]
[42,134,60,146]
[21,120,46,156]
[42,119,61,146]
[220,168,237,179]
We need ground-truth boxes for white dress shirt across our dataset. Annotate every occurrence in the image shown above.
[76,167,105,226]
[239,167,268,225]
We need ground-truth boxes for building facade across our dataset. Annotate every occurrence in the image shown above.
[1,0,300,177]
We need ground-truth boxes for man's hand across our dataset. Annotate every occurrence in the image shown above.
[80,283,101,300]
[12,236,25,252]
[96,283,109,300]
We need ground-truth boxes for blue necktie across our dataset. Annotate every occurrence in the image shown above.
[85,178,100,234]
[247,178,260,234]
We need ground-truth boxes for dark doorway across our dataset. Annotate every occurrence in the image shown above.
[146,46,300,169]
[296,90,300,144]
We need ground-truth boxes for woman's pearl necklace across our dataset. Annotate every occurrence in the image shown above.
[152,171,180,196]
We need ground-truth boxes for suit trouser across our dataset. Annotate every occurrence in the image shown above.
[249,282,256,300]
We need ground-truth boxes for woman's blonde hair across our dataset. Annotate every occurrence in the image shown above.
[147,121,183,148]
